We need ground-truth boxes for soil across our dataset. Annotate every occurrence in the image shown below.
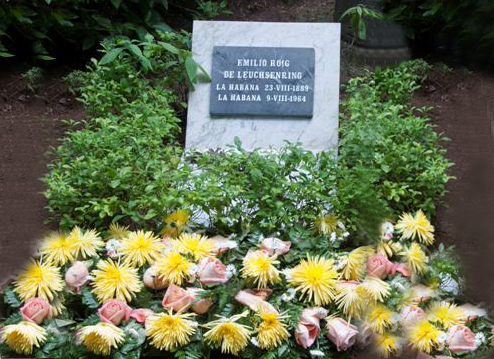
[414,67,494,309]
[0,64,85,281]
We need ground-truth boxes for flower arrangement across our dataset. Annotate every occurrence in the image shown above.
[0,210,491,359]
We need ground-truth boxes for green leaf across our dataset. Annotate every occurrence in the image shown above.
[358,19,367,40]
[110,0,122,9]
[185,55,198,84]
[81,287,100,309]
[35,54,55,60]
[159,41,180,54]
[3,286,22,308]
[0,52,14,57]
[99,48,123,65]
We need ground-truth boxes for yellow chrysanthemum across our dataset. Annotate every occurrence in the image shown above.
[14,259,63,302]
[203,312,252,355]
[400,242,428,274]
[340,246,375,280]
[241,250,281,288]
[92,259,141,303]
[171,233,216,261]
[68,227,104,259]
[289,255,338,306]
[153,251,192,286]
[256,309,290,350]
[377,240,403,259]
[314,214,338,234]
[335,282,366,319]
[361,276,391,302]
[107,223,131,240]
[161,210,190,237]
[395,210,434,245]
[79,322,124,356]
[146,311,197,351]
[119,230,164,267]
[428,301,464,329]
[407,320,441,353]
[366,305,394,333]
[39,232,77,266]
[1,321,46,355]
[374,332,401,358]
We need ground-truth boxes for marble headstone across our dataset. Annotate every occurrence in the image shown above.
[186,21,341,152]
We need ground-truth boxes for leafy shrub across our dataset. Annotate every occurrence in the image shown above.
[381,0,494,65]
[43,45,186,229]
[339,60,453,216]
[0,0,227,59]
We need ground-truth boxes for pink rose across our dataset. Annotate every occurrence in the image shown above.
[294,307,328,348]
[260,237,291,256]
[210,235,237,254]
[234,290,277,313]
[20,298,53,324]
[244,288,273,300]
[130,308,154,323]
[198,257,228,284]
[162,284,194,312]
[367,255,394,278]
[65,261,90,292]
[143,267,167,290]
[326,317,358,351]
[400,305,426,329]
[367,255,410,279]
[98,299,132,326]
[185,288,214,314]
[446,325,477,353]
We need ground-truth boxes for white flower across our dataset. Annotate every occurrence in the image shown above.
[188,264,199,276]
[330,232,337,242]
[250,337,259,347]
[475,332,486,347]
[281,268,293,280]
[342,231,350,238]
[281,288,296,302]
[437,331,448,345]
[381,222,394,241]
[225,264,237,279]
[125,327,139,339]
[333,259,345,270]
[337,221,346,230]
[105,238,121,258]
[310,350,325,357]
[439,273,461,296]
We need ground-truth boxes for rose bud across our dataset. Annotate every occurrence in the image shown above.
[20,298,53,325]
[294,307,328,349]
[130,308,154,323]
[162,284,194,312]
[260,237,291,256]
[186,287,214,314]
[400,305,426,329]
[198,257,228,284]
[446,325,478,353]
[234,290,276,313]
[143,267,167,290]
[98,299,132,326]
[65,261,90,293]
[326,317,358,351]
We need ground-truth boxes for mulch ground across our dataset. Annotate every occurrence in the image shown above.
[0,64,84,280]
[414,67,494,310]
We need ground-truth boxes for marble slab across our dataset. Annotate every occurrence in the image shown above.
[186,21,341,152]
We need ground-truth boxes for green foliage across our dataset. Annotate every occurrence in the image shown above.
[2,286,22,308]
[340,4,383,40]
[21,67,43,93]
[0,0,228,59]
[340,60,453,216]
[381,0,494,65]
